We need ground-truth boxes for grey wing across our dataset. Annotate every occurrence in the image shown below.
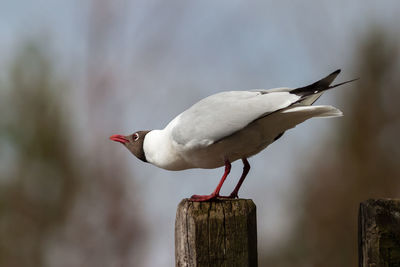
[170,90,300,148]
[253,87,323,105]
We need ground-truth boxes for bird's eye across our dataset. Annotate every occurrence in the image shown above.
[133,133,139,141]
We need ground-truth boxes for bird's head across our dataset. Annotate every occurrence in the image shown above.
[109,131,150,162]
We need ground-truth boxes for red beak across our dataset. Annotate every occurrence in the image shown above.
[109,134,129,144]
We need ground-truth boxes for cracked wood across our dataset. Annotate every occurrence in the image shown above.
[175,199,257,267]
[359,199,400,267]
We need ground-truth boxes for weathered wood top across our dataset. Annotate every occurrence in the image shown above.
[175,198,257,267]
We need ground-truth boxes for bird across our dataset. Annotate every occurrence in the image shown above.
[110,69,356,202]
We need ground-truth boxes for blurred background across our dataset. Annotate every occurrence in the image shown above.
[1,0,400,266]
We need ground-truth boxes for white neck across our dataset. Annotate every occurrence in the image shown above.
[143,129,190,171]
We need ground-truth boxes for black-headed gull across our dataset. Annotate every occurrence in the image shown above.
[110,70,355,201]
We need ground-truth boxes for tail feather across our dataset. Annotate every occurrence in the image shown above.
[291,69,358,99]
[291,69,341,96]
[282,105,343,118]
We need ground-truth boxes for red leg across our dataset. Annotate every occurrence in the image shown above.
[190,160,231,202]
[228,158,250,198]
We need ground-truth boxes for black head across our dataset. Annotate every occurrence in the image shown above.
[109,130,150,162]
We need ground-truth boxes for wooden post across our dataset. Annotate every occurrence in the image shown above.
[175,198,257,267]
[359,199,400,267]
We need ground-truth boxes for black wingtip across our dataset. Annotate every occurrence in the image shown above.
[329,77,359,89]
[323,69,341,83]
[291,69,342,96]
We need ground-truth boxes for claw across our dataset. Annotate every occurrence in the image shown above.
[216,195,232,199]
[229,193,238,199]
[189,194,219,202]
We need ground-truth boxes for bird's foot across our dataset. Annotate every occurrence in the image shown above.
[217,193,238,199]
[228,192,239,199]
[189,193,219,202]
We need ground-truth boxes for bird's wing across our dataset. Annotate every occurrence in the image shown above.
[170,90,300,148]
[170,69,346,148]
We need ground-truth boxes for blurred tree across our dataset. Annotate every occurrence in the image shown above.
[0,41,146,267]
[260,28,400,267]
[0,42,79,267]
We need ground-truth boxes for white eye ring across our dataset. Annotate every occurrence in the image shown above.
[133,133,139,141]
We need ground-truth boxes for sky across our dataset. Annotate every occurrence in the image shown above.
[1,0,400,266]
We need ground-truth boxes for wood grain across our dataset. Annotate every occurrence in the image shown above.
[175,198,257,267]
[359,199,400,267]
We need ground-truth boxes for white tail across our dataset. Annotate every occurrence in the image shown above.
[282,105,343,118]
